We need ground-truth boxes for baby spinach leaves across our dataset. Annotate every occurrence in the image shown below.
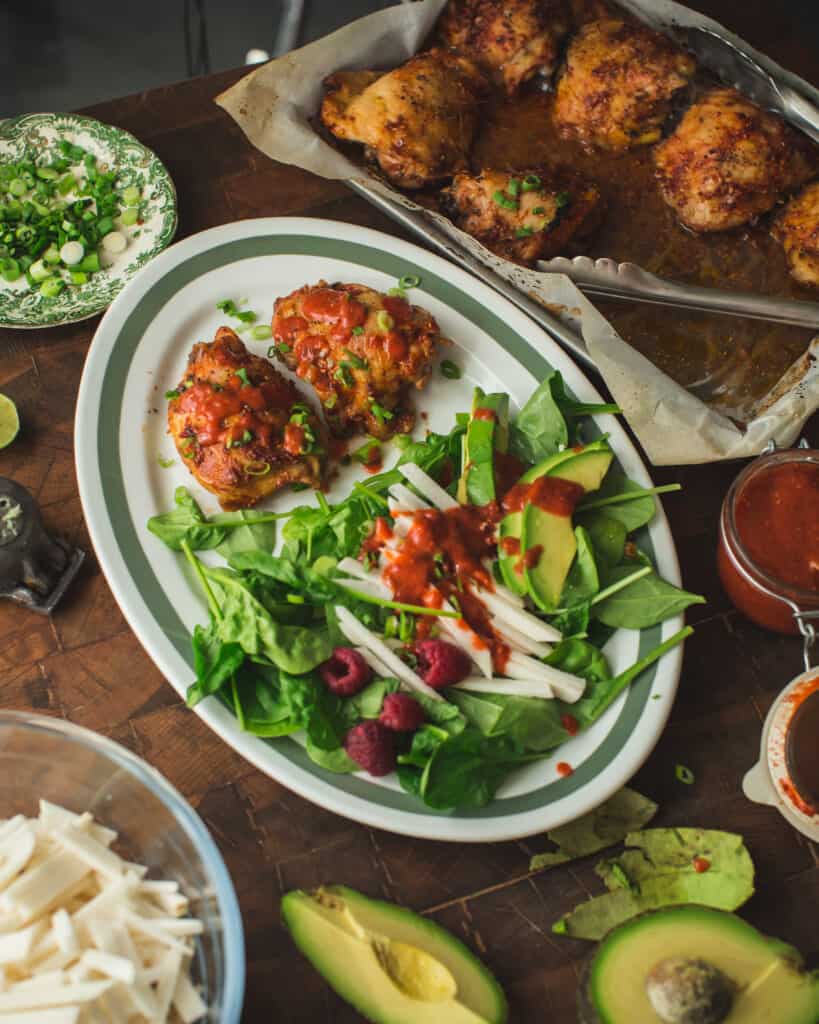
[147,486,279,552]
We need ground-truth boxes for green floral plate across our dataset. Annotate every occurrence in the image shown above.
[0,113,177,329]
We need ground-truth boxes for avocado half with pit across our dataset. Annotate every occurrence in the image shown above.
[498,438,612,609]
[282,885,508,1024]
[577,904,819,1024]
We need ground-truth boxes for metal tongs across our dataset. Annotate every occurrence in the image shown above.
[535,257,819,331]
[536,26,819,330]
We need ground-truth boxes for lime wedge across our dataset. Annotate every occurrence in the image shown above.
[0,395,20,449]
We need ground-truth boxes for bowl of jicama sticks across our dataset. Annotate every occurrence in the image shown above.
[0,710,244,1022]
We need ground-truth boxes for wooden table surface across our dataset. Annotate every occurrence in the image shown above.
[1,2,818,1020]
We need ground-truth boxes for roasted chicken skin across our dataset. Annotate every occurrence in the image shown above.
[553,19,695,151]
[167,327,324,510]
[441,168,602,263]
[773,182,819,288]
[271,282,443,439]
[654,88,815,233]
[437,0,571,95]
[320,50,488,189]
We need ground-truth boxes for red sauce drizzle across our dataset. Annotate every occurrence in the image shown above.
[556,762,573,777]
[370,502,510,670]
[473,407,497,422]
[523,545,543,570]
[382,295,412,323]
[692,856,711,874]
[383,331,408,361]
[501,536,520,556]
[283,423,305,456]
[494,451,526,499]
[503,476,585,516]
[176,375,283,449]
[273,315,308,345]
[561,714,579,736]
[301,287,367,331]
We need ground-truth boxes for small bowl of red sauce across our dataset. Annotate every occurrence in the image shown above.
[743,668,819,841]
[717,447,819,634]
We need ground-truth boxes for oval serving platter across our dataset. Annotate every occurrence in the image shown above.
[75,217,684,842]
[0,113,177,329]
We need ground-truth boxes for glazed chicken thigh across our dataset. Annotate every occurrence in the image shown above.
[553,19,695,151]
[773,182,819,288]
[437,0,571,95]
[320,50,488,189]
[654,88,815,233]
[167,327,324,509]
[442,168,602,262]
[271,282,443,439]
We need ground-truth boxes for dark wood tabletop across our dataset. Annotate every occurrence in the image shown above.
[1,2,817,1020]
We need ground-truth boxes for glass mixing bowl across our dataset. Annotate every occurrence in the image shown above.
[0,710,245,1020]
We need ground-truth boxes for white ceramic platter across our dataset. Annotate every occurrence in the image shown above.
[75,217,683,842]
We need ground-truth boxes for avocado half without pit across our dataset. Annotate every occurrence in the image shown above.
[577,905,819,1024]
[282,885,508,1024]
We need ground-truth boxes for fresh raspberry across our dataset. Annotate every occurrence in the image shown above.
[415,639,471,689]
[319,647,372,697]
[344,721,396,776]
[379,692,425,732]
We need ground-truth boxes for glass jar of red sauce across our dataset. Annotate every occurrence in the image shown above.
[717,448,819,635]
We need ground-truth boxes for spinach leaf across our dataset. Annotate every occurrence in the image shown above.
[577,510,627,569]
[594,562,705,629]
[560,526,599,607]
[186,638,245,708]
[147,487,226,551]
[397,724,451,769]
[306,740,358,773]
[550,601,591,639]
[448,690,566,752]
[413,692,467,734]
[345,679,401,722]
[213,509,278,558]
[204,566,333,673]
[548,373,620,424]
[581,472,657,532]
[229,551,338,603]
[546,638,611,685]
[509,373,568,465]
[420,729,543,810]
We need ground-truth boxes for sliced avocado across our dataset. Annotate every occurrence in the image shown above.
[522,449,613,612]
[497,438,611,595]
[578,905,819,1024]
[282,885,508,1024]
[457,389,510,505]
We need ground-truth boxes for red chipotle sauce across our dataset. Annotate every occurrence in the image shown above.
[503,475,585,516]
[176,374,284,449]
[785,682,819,814]
[718,450,819,634]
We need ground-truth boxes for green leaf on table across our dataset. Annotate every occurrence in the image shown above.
[529,787,658,871]
[594,561,705,630]
[553,828,755,940]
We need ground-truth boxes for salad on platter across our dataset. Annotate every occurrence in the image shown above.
[148,367,702,812]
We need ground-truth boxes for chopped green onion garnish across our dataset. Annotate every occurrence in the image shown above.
[521,174,542,192]
[120,206,139,226]
[675,764,695,785]
[70,271,88,285]
[39,277,64,298]
[250,325,272,341]
[353,437,381,465]
[393,433,412,450]
[507,178,522,197]
[245,461,271,476]
[122,185,141,206]
[157,455,175,468]
[164,389,180,400]
[515,227,535,238]
[492,189,518,211]
[532,206,546,215]
[324,393,338,409]
[217,298,238,315]
[235,310,257,323]
[234,368,251,387]
[556,191,571,208]
[376,310,394,331]
[387,287,406,299]
[344,349,368,370]
[398,274,421,289]
[370,400,394,424]
[440,359,462,379]
[334,365,353,387]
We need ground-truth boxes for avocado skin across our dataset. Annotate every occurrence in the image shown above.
[576,905,819,1024]
[282,885,509,1024]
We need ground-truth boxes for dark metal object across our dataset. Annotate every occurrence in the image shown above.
[0,479,84,614]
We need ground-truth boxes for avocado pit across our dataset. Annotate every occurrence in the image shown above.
[646,957,735,1024]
